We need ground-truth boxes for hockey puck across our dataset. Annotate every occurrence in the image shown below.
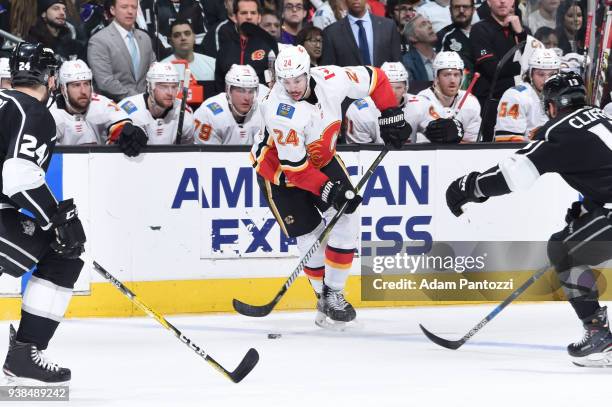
[267,333,282,339]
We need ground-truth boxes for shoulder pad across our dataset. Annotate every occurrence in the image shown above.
[206,102,224,115]
[354,99,369,110]
[276,103,295,118]
[120,100,138,114]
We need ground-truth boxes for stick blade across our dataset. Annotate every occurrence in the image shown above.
[229,348,260,383]
[232,298,274,317]
[419,324,464,350]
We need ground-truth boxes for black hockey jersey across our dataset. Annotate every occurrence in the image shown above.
[477,106,612,205]
[140,0,207,50]
[0,90,58,228]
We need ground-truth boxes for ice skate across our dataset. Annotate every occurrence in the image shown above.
[568,307,612,368]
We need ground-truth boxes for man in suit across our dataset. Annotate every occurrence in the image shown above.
[87,0,156,101]
[320,0,401,67]
[401,14,437,86]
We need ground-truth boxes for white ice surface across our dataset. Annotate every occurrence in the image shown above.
[1,303,611,406]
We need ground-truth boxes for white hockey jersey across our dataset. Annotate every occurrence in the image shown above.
[50,93,130,145]
[344,93,420,144]
[604,102,612,117]
[412,87,482,142]
[193,85,268,145]
[494,82,547,142]
[118,94,195,144]
[252,64,398,194]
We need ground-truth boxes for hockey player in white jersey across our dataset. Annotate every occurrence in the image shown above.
[251,45,410,327]
[50,60,148,157]
[411,51,481,143]
[119,62,195,145]
[193,64,265,145]
[494,48,560,142]
[345,62,419,144]
[0,57,11,89]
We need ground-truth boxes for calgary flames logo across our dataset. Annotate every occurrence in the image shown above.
[251,50,265,61]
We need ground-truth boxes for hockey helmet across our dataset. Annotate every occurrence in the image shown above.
[381,62,409,86]
[542,71,586,116]
[528,48,560,71]
[0,58,10,80]
[274,45,311,80]
[225,64,259,89]
[146,62,180,91]
[58,59,92,85]
[10,42,57,87]
[433,51,464,77]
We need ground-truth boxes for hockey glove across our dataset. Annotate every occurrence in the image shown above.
[565,201,584,224]
[378,107,412,149]
[320,180,363,214]
[50,199,86,259]
[424,118,464,143]
[118,123,148,157]
[446,172,489,217]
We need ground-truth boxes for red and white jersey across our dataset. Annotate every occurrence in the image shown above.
[193,87,267,145]
[118,94,195,144]
[412,87,482,142]
[251,65,398,195]
[50,93,130,145]
[494,82,547,142]
[345,93,420,144]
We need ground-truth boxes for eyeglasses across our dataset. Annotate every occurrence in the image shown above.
[284,4,304,11]
[305,37,323,44]
[451,5,474,10]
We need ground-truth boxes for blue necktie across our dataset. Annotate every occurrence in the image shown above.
[356,20,371,65]
[127,31,140,76]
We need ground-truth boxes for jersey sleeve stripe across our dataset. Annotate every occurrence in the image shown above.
[279,155,309,172]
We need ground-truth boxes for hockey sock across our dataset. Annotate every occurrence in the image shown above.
[17,275,73,349]
[558,265,601,320]
[324,245,355,291]
[304,266,324,294]
[569,297,602,321]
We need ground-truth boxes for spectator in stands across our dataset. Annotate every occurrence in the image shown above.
[214,0,278,91]
[527,0,559,34]
[437,0,475,77]
[162,19,215,81]
[27,0,86,61]
[534,26,559,49]
[417,0,451,33]
[470,0,527,141]
[260,9,281,39]
[556,0,584,54]
[139,0,207,59]
[280,0,307,44]
[402,14,437,82]
[202,0,235,58]
[79,0,112,40]
[0,57,11,89]
[87,0,157,101]
[387,0,417,52]
[312,0,347,30]
[11,0,38,39]
[296,26,324,66]
[320,0,401,66]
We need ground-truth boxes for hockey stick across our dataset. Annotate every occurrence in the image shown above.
[233,148,390,317]
[419,263,551,350]
[92,261,259,383]
[175,67,191,145]
[453,72,480,117]
[477,41,526,142]
[593,7,612,106]
[584,0,597,103]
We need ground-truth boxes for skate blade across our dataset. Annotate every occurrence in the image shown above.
[314,311,354,331]
[3,371,70,386]
[572,349,612,368]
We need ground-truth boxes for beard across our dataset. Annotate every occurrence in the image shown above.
[453,15,472,29]
[47,19,66,30]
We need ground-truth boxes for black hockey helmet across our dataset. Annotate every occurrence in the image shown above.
[10,42,58,87]
[542,71,586,116]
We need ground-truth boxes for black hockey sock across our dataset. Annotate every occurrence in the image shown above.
[569,297,601,321]
[16,310,60,350]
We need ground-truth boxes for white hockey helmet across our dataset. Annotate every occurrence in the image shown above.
[0,58,10,80]
[528,48,561,71]
[381,62,409,86]
[274,45,311,80]
[146,62,180,93]
[58,59,92,85]
[225,64,259,89]
[433,51,464,77]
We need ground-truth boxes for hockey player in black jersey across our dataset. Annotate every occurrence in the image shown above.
[446,71,612,367]
[1,43,86,383]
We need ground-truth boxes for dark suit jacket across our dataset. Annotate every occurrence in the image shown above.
[401,48,429,82]
[320,14,401,67]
